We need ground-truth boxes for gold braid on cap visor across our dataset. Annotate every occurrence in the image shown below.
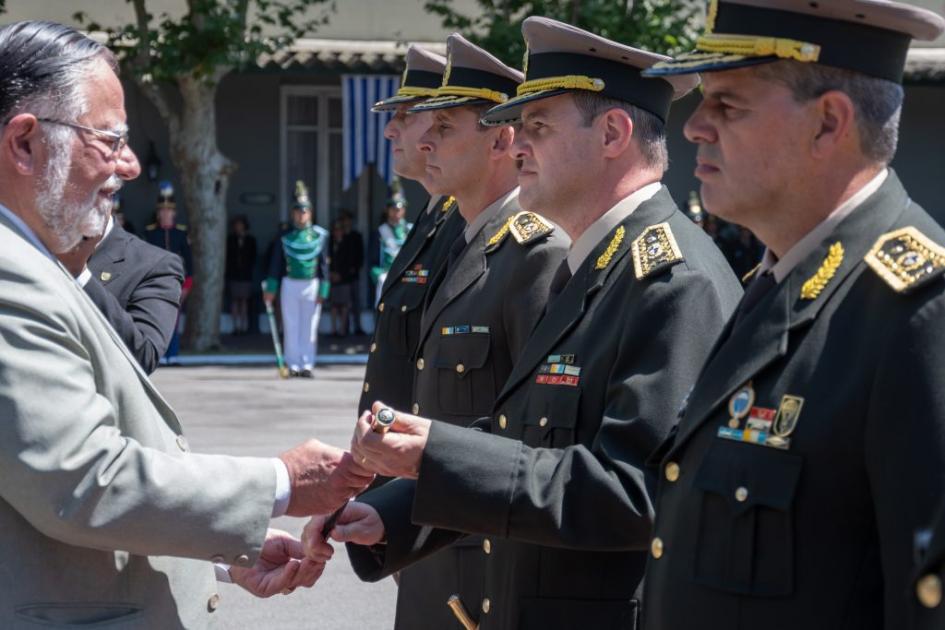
[696,33,821,63]
[516,75,606,96]
[434,85,510,103]
[396,86,441,98]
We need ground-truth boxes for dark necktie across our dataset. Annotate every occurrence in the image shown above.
[733,270,776,327]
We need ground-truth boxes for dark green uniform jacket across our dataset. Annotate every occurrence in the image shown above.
[359,191,570,630]
[349,188,742,629]
[359,196,466,415]
[910,499,945,630]
[643,172,945,630]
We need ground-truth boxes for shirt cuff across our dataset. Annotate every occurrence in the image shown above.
[271,457,292,517]
[77,267,92,287]
[214,563,233,583]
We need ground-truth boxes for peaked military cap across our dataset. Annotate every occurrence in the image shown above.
[372,46,447,112]
[292,180,312,211]
[643,0,945,83]
[408,33,524,112]
[157,181,175,210]
[481,16,699,125]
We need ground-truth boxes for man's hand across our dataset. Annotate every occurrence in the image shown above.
[57,234,103,277]
[350,401,432,479]
[279,440,375,516]
[229,528,329,598]
[302,503,386,557]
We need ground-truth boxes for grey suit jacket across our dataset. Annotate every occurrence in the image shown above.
[0,211,276,629]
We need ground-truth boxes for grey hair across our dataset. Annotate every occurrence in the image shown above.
[570,92,669,171]
[0,21,118,126]
[754,60,904,164]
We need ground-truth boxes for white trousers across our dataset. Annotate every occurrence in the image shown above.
[280,277,322,371]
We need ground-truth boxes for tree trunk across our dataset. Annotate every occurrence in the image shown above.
[170,74,237,351]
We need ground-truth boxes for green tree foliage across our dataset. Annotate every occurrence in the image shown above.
[423,0,703,67]
[73,0,334,351]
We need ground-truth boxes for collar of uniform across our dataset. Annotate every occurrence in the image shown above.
[759,168,888,283]
[425,195,443,215]
[464,187,520,244]
[567,182,662,274]
[0,201,54,260]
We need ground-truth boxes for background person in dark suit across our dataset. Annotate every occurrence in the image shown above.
[225,214,257,335]
[57,197,185,374]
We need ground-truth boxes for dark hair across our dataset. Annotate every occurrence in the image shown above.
[754,60,904,163]
[231,214,250,230]
[0,21,117,123]
[570,92,669,171]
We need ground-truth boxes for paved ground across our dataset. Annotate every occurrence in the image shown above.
[151,365,397,629]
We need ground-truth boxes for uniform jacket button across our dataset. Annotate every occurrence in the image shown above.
[401,305,407,312]
[651,537,664,559]
[412,403,420,414]
[363,382,370,393]
[482,539,492,554]
[207,593,221,612]
[455,363,465,374]
[917,574,943,609]
[498,414,507,430]
[665,462,680,482]
[735,486,749,502]
[538,416,548,427]
[370,342,377,353]
[176,435,188,451]
[416,358,425,370]
[481,598,491,614]
[378,302,385,312]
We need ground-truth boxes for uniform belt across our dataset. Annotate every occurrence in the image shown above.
[447,595,479,630]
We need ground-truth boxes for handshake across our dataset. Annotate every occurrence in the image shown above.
[230,402,431,598]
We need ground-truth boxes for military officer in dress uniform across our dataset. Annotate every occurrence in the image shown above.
[264,181,330,377]
[633,2,945,629]
[360,44,466,417]
[144,181,192,360]
[306,18,742,630]
[911,502,945,630]
[339,33,570,630]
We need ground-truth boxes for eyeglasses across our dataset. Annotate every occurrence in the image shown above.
[37,118,129,155]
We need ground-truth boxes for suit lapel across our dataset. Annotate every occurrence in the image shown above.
[417,196,513,346]
[672,171,912,452]
[496,189,676,402]
[380,200,454,300]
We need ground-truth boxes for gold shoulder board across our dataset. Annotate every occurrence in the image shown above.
[509,211,555,245]
[865,226,945,294]
[632,222,684,280]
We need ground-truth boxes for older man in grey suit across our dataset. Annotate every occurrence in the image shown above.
[0,21,371,628]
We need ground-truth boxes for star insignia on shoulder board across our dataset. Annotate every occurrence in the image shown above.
[631,222,684,279]
[509,211,555,245]
[865,226,945,293]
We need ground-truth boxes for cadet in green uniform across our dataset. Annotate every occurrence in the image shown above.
[359,44,466,417]
[912,502,945,630]
[311,18,741,630]
[346,33,570,630]
[634,2,945,629]
[264,182,330,377]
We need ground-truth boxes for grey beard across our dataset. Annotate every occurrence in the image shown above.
[36,147,120,253]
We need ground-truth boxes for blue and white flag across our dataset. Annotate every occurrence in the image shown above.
[342,75,400,190]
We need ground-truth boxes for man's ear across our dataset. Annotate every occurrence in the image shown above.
[599,108,633,159]
[490,124,515,158]
[2,114,42,175]
[811,90,857,160]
